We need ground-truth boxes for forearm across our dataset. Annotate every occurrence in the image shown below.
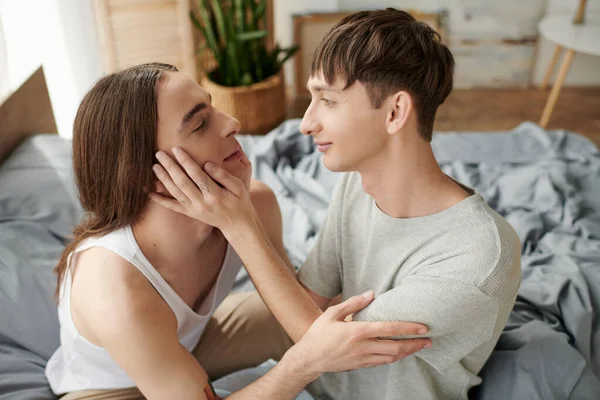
[228,350,319,400]
[226,221,321,343]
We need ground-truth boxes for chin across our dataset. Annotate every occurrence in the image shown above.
[223,162,250,186]
[322,155,350,173]
[223,165,244,180]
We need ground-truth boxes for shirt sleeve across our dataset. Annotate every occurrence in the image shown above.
[352,274,500,373]
[296,177,347,299]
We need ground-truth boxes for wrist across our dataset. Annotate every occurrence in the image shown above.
[221,216,260,244]
[281,344,322,384]
[223,211,268,247]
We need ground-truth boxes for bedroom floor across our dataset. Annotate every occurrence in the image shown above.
[287,87,600,147]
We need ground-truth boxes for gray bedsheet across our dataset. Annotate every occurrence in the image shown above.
[0,135,82,399]
[1,121,599,399]
[237,120,600,399]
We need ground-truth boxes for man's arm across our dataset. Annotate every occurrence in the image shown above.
[351,274,503,372]
[250,179,333,312]
[73,248,317,400]
[151,149,431,350]
[228,352,317,400]
[73,249,220,399]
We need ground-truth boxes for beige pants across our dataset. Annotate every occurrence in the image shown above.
[61,291,294,400]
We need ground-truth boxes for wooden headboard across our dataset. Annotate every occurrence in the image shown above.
[0,66,57,163]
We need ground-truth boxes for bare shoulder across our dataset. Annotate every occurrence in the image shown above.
[70,246,176,346]
[68,248,207,397]
[248,179,295,271]
[250,179,278,206]
[250,179,281,225]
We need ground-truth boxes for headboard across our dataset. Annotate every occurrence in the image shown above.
[0,66,57,164]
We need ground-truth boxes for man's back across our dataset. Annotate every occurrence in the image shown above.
[298,172,522,399]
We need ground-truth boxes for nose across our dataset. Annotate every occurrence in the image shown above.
[222,113,241,138]
[299,103,321,136]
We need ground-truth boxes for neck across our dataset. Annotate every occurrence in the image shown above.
[358,129,469,218]
[131,201,223,272]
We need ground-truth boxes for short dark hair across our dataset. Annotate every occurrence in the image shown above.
[311,8,454,141]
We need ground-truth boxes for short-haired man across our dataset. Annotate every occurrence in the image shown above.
[155,8,522,400]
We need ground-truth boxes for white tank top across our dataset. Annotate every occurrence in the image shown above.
[45,225,242,394]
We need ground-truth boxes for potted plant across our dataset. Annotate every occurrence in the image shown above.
[191,0,298,134]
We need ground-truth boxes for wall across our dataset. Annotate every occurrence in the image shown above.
[274,0,339,94]
[0,0,45,100]
[274,0,600,90]
[1,0,598,139]
[0,0,103,138]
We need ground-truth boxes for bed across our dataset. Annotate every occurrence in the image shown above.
[1,70,599,400]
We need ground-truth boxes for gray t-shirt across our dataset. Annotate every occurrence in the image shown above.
[298,172,522,400]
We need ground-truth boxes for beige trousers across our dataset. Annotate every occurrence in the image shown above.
[60,291,294,399]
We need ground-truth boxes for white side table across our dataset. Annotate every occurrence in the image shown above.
[537,12,600,127]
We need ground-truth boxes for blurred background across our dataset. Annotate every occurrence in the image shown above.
[1,0,599,142]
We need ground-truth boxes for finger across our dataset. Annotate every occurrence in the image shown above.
[171,147,220,197]
[358,354,401,368]
[152,163,191,205]
[154,180,167,194]
[204,162,245,197]
[240,154,253,185]
[358,321,429,338]
[368,338,432,357]
[156,150,208,202]
[148,192,187,214]
[240,151,252,169]
[325,291,374,321]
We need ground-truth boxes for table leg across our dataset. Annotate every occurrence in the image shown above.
[540,45,563,90]
[539,49,575,128]
[573,0,588,24]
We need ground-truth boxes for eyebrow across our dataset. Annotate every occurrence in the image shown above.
[306,83,340,93]
[179,94,212,133]
[181,103,207,127]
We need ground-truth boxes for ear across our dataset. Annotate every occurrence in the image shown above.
[385,90,412,135]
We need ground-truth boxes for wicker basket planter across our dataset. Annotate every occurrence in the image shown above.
[200,71,285,135]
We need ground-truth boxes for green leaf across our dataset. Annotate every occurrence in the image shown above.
[251,40,263,81]
[245,0,257,30]
[190,10,203,31]
[224,8,241,85]
[280,44,299,52]
[241,72,254,86]
[278,44,299,66]
[254,0,266,25]
[234,0,245,32]
[226,42,242,85]
[191,3,221,65]
[269,44,280,69]
[191,14,210,48]
[236,30,268,42]
[210,0,228,44]
[192,0,294,86]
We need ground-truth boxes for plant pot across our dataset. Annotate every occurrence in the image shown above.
[200,71,286,135]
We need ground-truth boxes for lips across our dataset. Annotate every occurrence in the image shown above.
[315,140,332,153]
[224,146,243,162]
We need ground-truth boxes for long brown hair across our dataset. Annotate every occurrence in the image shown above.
[311,8,454,141]
[54,62,177,298]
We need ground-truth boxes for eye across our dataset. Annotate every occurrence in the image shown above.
[193,120,205,133]
[320,98,334,106]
